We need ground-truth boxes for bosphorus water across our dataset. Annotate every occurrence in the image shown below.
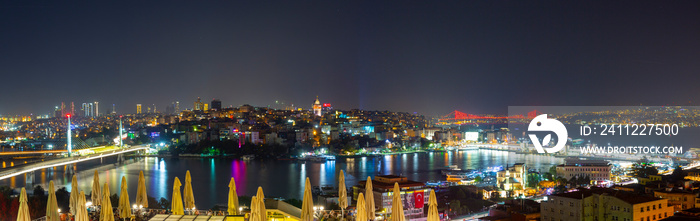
[0,149,563,209]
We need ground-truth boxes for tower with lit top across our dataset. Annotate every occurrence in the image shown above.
[313,96,322,116]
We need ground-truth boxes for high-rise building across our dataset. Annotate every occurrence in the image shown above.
[211,99,222,111]
[313,97,322,116]
[175,101,180,113]
[112,104,116,114]
[61,102,65,116]
[94,101,99,117]
[70,102,75,115]
[153,104,157,113]
[204,103,209,111]
[137,104,142,114]
[194,97,204,111]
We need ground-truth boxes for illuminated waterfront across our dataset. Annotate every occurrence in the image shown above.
[0,149,563,209]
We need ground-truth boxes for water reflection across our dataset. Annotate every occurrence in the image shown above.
[0,149,565,209]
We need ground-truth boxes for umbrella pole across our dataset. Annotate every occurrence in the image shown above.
[341,208,344,221]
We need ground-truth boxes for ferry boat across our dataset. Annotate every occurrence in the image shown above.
[241,155,255,160]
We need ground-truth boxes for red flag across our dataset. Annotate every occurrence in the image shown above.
[414,190,424,208]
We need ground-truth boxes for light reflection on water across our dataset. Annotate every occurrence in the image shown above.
[0,149,564,209]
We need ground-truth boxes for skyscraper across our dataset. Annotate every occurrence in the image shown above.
[137,104,142,114]
[94,101,99,117]
[112,104,116,114]
[211,99,222,111]
[175,101,180,113]
[194,97,204,111]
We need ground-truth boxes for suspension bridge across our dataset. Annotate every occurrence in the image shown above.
[437,110,542,125]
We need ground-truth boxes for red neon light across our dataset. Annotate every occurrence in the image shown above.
[323,103,331,107]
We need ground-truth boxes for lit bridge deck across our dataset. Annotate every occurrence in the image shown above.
[0,145,154,181]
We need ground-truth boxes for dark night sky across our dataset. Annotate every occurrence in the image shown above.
[1,1,699,117]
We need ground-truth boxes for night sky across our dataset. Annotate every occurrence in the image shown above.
[1,1,699,116]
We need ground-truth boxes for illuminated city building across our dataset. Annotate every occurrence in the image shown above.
[496,163,527,197]
[541,188,672,221]
[556,158,611,184]
[313,96,322,116]
[94,101,99,117]
[137,104,142,114]
[204,103,209,111]
[194,97,204,111]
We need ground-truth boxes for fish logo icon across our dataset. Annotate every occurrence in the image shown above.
[528,114,567,153]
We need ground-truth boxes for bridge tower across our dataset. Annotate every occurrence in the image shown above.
[119,115,123,148]
[67,114,72,156]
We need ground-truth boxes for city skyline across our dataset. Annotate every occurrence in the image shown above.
[1,1,700,116]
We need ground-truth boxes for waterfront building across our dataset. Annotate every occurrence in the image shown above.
[496,163,527,197]
[352,175,430,221]
[541,188,673,221]
[556,158,611,184]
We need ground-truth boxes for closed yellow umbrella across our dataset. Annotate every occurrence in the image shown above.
[136,171,148,208]
[391,183,405,221]
[46,181,59,221]
[227,177,239,215]
[70,175,79,216]
[301,177,314,221]
[184,170,195,211]
[338,170,347,220]
[101,183,114,221]
[255,187,266,221]
[76,191,89,221]
[171,177,184,215]
[118,176,132,219]
[249,196,260,221]
[17,187,30,221]
[92,170,101,207]
[356,193,367,221]
[427,190,439,221]
[365,177,375,220]
[365,176,375,220]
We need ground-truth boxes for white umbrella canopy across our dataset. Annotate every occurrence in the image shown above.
[17,187,30,221]
[102,183,114,221]
[70,175,79,216]
[301,177,314,221]
[338,170,347,220]
[118,176,132,219]
[391,183,405,221]
[76,191,89,221]
[427,190,439,221]
[356,193,367,221]
[136,171,148,208]
[365,177,375,221]
[184,170,195,210]
[91,170,101,207]
[228,177,239,215]
[46,181,59,221]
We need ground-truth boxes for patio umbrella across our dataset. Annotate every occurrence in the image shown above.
[391,183,405,221]
[101,183,114,221]
[228,177,239,215]
[301,177,314,221]
[91,170,101,207]
[338,170,347,220]
[255,187,266,221]
[427,190,439,221]
[76,191,89,221]
[365,177,375,220]
[17,187,30,221]
[118,176,132,219]
[249,196,260,221]
[184,170,195,211]
[136,171,148,208]
[356,193,367,221]
[70,175,79,216]
[171,177,184,215]
[46,181,59,221]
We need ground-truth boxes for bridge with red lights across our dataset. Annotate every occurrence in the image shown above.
[437,110,542,125]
